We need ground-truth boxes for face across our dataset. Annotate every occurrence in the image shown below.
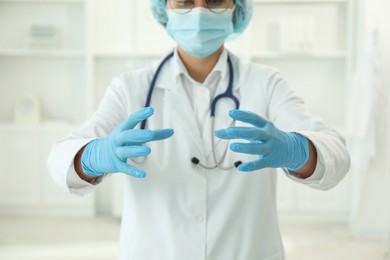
[165,0,236,59]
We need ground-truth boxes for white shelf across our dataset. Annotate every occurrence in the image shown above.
[251,51,346,59]
[254,0,348,3]
[0,121,76,129]
[0,49,85,58]
[94,51,163,59]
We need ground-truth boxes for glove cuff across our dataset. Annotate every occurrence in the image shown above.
[285,132,310,171]
[81,139,104,177]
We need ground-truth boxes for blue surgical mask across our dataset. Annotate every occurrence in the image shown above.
[166,8,234,59]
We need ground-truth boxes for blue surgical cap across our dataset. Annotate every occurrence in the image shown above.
[150,0,253,33]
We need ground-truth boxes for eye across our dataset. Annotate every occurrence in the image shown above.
[173,0,194,7]
[206,0,225,6]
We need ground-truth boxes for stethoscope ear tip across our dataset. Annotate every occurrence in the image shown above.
[234,161,242,168]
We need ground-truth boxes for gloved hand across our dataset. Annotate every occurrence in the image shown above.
[214,109,309,172]
[81,107,174,178]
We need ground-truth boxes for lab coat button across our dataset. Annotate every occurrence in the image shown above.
[192,213,204,223]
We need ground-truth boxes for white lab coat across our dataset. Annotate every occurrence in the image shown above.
[47,49,350,260]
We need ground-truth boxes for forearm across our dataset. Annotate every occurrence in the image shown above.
[74,145,97,183]
[290,139,317,179]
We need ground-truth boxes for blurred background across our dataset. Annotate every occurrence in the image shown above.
[0,0,389,259]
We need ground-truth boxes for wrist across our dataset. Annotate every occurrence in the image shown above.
[75,145,98,183]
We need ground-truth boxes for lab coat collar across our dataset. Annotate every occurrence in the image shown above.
[172,48,229,83]
[155,47,235,90]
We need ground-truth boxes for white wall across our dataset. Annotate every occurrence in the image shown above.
[349,0,390,238]
[1,0,375,223]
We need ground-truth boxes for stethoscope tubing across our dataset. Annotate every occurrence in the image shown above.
[141,52,174,130]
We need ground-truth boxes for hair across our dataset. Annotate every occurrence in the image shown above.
[150,0,253,33]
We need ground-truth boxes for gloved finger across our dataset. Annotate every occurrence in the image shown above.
[226,127,269,141]
[117,161,146,178]
[230,142,270,155]
[214,129,232,139]
[148,128,174,142]
[117,107,154,132]
[115,129,156,145]
[115,146,151,161]
[237,158,268,172]
[214,127,269,141]
[228,109,268,128]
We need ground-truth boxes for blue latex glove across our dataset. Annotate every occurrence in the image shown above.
[81,107,174,178]
[214,109,309,172]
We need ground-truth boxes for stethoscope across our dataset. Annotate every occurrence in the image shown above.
[139,51,242,170]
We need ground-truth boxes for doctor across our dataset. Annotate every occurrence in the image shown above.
[47,0,350,259]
